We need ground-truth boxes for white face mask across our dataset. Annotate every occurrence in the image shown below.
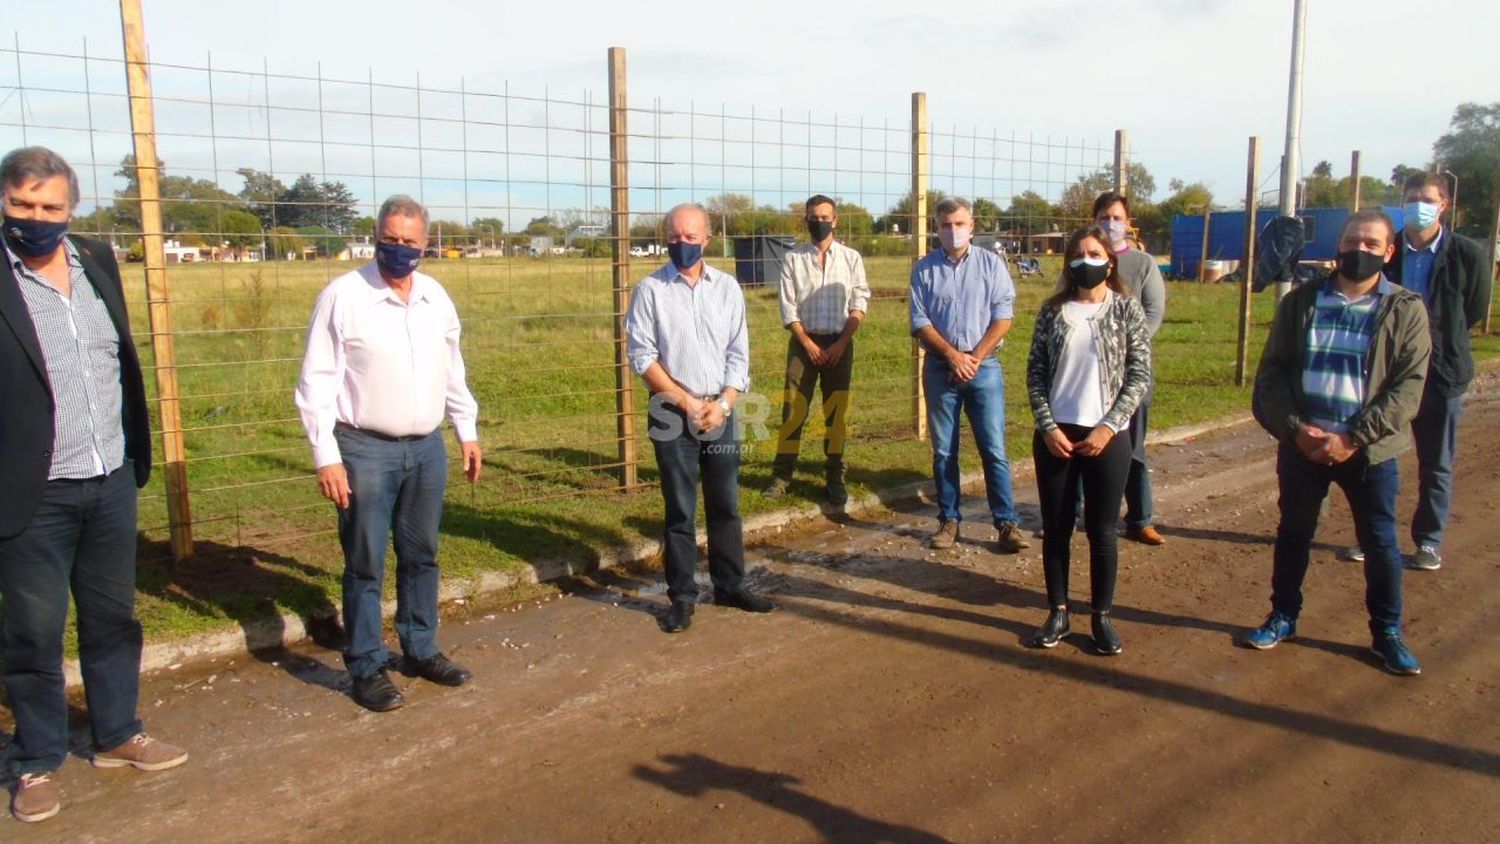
[1097,219,1127,245]
[938,226,971,252]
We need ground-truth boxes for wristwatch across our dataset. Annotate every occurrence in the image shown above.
[718,397,732,414]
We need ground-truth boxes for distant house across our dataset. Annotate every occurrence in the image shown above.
[346,239,375,261]
[564,224,608,248]
[162,239,202,264]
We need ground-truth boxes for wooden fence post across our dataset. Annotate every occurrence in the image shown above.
[1237,137,1260,387]
[120,0,193,558]
[911,92,929,440]
[608,47,637,488]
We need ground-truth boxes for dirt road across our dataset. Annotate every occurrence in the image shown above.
[6,384,1500,842]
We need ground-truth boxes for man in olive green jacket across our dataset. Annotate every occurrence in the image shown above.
[1242,211,1431,675]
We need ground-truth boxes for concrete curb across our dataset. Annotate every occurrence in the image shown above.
[70,409,1259,684]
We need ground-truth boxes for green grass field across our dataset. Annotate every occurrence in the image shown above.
[106,252,1500,643]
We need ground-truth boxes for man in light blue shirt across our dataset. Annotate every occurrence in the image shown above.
[625,203,774,634]
[909,197,1028,554]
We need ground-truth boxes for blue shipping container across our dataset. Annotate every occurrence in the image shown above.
[1170,205,1404,279]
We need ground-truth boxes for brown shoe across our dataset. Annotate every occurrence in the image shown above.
[92,733,189,772]
[995,521,1031,554]
[929,519,959,549]
[1126,525,1166,546]
[10,773,60,823]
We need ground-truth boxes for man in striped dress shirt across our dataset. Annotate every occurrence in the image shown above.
[0,147,186,824]
[1244,211,1431,675]
[625,203,776,634]
[766,194,871,506]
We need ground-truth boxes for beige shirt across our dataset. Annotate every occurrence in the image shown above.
[295,263,480,468]
[777,240,871,334]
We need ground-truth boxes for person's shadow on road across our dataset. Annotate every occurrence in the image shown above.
[634,752,949,843]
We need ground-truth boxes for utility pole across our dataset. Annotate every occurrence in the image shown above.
[1275,0,1308,302]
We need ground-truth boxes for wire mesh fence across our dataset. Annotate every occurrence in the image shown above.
[0,35,1120,557]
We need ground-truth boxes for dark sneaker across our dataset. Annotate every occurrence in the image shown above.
[1371,630,1422,676]
[91,733,188,772]
[662,600,694,633]
[930,520,959,550]
[826,478,849,507]
[1091,611,1122,655]
[403,652,472,686]
[994,521,1030,553]
[350,669,406,712]
[1027,608,1070,649]
[1406,546,1442,571]
[1241,611,1296,650]
[1340,546,1365,563]
[10,773,60,823]
[763,477,790,500]
[714,588,776,613]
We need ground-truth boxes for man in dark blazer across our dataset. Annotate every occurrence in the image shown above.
[1,146,186,825]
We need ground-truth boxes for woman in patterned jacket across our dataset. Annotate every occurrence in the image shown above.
[1024,225,1152,655]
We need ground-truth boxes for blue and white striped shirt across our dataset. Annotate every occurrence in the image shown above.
[625,261,751,397]
[1302,281,1380,433]
[5,238,126,478]
[909,246,1016,351]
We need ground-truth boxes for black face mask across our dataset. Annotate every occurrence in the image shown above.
[1066,259,1111,289]
[806,218,834,242]
[1336,249,1385,281]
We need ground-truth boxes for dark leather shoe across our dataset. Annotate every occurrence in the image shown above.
[1028,608,1071,649]
[404,652,472,686]
[714,588,776,613]
[1092,611,1122,655]
[662,600,695,633]
[351,669,405,712]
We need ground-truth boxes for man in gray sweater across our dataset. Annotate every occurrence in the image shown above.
[1094,192,1167,545]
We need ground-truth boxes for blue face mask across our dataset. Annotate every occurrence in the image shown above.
[3,215,70,258]
[1402,201,1440,231]
[667,240,703,272]
[375,240,422,280]
[1097,218,1127,246]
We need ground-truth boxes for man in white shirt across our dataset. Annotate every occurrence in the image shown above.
[766,194,870,506]
[294,195,482,711]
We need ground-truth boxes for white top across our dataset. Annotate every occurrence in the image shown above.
[1049,298,1120,430]
[777,240,872,334]
[295,263,480,468]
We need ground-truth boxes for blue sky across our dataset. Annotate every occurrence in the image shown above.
[3,0,1496,228]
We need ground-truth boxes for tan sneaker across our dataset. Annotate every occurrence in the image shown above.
[11,772,61,823]
[995,521,1031,554]
[930,519,959,549]
[92,733,189,772]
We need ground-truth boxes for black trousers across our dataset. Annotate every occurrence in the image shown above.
[1033,424,1131,610]
[649,403,746,603]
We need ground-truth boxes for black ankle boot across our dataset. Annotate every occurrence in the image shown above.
[1028,607,1070,648]
[1091,610,1122,655]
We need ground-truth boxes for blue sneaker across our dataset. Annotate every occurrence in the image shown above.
[1371,630,1422,676]
[1241,611,1296,650]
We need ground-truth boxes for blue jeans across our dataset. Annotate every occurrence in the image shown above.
[0,463,143,774]
[649,404,745,603]
[335,427,447,679]
[1123,381,1155,531]
[923,356,1018,526]
[1270,442,1403,633]
[1410,384,1463,550]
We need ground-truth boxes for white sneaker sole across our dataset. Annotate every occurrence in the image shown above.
[12,802,61,823]
[91,751,189,772]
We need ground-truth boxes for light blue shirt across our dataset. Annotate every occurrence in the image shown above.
[908,246,1016,351]
[625,261,750,397]
[1401,228,1441,305]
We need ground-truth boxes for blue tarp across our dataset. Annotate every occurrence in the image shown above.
[1170,205,1405,278]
